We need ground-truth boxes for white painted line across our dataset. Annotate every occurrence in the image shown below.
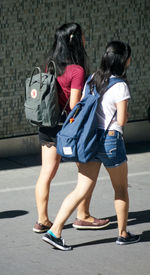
[128,171,150,177]
[0,185,35,193]
[0,171,149,193]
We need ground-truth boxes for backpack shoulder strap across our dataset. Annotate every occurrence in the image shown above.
[105,78,125,131]
[107,77,124,90]
[83,74,99,97]
[83,76,124,99]
[47,60,57,77]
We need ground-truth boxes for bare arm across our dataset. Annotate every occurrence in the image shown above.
[69,88,82,110]
[116,99,129,127]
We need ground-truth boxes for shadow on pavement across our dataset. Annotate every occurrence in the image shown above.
[108,209,150,225]
[126,141,150,154]
[102,209,150,230]
[63,223,73,229]
[141,230,150,242]
[64,209,150,232]
[64,209,150,248]
[72,230,149,249]
[0,141,149,170]
[0,154,41,170]
[72,209,150,248]
[0,210,29,219]
[72,236,117,248]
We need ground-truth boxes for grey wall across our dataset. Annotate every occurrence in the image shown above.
[0,0,150,139]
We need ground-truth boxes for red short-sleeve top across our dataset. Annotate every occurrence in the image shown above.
[57,64,85,113]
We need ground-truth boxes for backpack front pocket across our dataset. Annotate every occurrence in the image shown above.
[56,133,78,160]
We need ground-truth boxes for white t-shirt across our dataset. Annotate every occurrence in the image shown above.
[96,76,130,134]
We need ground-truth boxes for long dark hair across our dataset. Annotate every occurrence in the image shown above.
[47,23,89,77]
[90,40,131,95]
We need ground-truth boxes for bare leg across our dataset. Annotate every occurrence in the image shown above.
[35,145,61,226]
[76,181,97,222]
[50,162,101,237]
[76,162,100,222]
[106,161,129,237]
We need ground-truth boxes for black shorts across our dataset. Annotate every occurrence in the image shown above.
[39,125,62,145]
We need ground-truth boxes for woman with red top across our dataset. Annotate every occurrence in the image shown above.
[33,23,109,233]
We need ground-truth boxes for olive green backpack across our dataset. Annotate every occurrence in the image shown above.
[24,61,61,127]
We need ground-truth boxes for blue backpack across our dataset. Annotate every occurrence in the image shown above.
[56,76,124,163]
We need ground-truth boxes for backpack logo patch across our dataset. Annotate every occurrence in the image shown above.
[63,147,73,155]
[31,89,37,99]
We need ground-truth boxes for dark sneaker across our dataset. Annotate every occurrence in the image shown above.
[116,232,140,245]
[33,222,52,233]
[42,233,72,251]
[72,217,110,229]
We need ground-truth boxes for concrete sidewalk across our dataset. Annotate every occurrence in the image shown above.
[0,141,150,275]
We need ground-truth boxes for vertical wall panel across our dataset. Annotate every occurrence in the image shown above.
[0,0,149,138]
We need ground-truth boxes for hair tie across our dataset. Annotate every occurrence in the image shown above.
[70,34,74,41]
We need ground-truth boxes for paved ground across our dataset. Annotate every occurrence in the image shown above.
[0,141,150,275]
